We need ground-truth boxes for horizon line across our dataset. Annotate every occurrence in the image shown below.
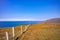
[0,17,59,21]
[0,19,43,21]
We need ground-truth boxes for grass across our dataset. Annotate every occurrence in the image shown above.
[0,25,26,40]
[0,23,60,40]
[19,23,60,40]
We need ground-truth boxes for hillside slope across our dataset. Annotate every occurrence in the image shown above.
[0,24,60,40]
[18,23,60,40]
[0,25,26,40]
[17,18,60,40]
[0,18,60,40]
[43,18,60,23]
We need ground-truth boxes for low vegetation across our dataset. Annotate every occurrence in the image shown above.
[19,23,60,40]
[0,23,60,40]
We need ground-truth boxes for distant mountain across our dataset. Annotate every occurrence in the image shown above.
[43,18,60,23]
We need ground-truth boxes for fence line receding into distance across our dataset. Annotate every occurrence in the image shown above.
[0,24,30,40]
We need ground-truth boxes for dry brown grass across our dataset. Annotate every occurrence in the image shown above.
[19,23,60,40]
[0,23,60,40]
[0,25,26,40]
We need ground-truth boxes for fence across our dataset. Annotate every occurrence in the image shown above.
[0,24,30,40]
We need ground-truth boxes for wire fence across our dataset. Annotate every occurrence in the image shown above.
[0,24,30,40]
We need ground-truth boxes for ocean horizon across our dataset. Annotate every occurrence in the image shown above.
[0,21,41,28]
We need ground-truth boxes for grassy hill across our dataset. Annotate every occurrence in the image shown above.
[0,25,26,40]
[0,18,60,40]
[43,18,60,24]
[0,23,60,40]
[18,23,60,40]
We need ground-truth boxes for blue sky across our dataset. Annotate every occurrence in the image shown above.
[0,0,60,21]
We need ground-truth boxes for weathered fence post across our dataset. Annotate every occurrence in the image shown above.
[21,25,23,34]
[12,27,15,40]
[6,32,9,40]
[24,24,30,31]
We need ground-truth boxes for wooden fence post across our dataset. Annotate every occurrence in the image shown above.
[12,27,15,40]
[21,25,23,34]
[6,32,9,40]
[24,24,30,31]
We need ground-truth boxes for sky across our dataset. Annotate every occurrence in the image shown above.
[0,0,60,21]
